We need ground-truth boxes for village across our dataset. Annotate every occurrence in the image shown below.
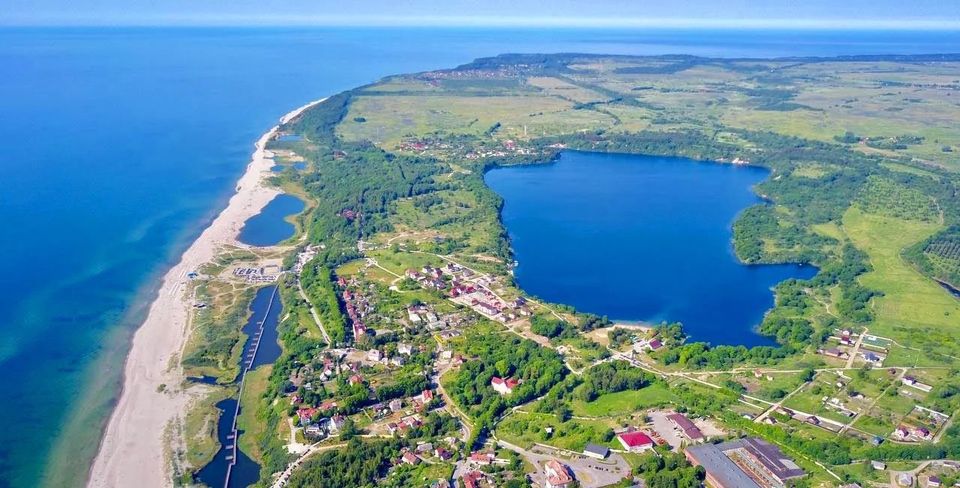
[181,229,960,488]
[231,224,960,488]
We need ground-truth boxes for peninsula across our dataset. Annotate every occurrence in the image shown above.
[96,53,960,488]
[88,99,324,487]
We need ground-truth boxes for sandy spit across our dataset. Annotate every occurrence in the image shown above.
[87,98,324,488]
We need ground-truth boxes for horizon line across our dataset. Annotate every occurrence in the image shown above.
[3,15,960,30]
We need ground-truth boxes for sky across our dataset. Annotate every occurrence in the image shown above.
[2,0,960,28]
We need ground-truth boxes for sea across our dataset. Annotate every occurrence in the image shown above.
[1,26,958,488]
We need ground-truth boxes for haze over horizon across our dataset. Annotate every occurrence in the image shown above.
[4,0,960,29]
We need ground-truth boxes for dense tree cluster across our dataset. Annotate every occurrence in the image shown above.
[576,361,657,402]
[530,314,577,339]
[905,225,960,288]
[285,438,406,488]
[300,261,348,344]
[445,332,567,444]
[657,341,796,370]
[634,450,706,488]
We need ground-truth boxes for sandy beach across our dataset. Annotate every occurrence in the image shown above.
[88,98,323,488]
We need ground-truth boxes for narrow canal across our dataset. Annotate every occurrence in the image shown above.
[195,284,284,488]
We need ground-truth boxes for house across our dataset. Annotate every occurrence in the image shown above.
[435,447,453,460]
[296,407,318,426]
[491,376,519,395]
[399,415,422,431]
[367,349,382,362]
[304,423,324,438]
[617,431,654,452]
[928,475,942,487]
[893,425,911,440]
[871,460,887,471]
[820,348,849,359]
[415,442,434,454]
[462,471,489,488]
[667,413,705,441]
[544,460,575,488]
[401,450,420,465]
[349,374,364,386]
[398,343,414,355]
[904,376,934,392]
[648,338,663,350]
[583,443,610,460]
[389,398,403,412]
[476,301,500,316]
[469,451,495,466]
[414,389,434,405]
[329,414,346,433]
[320,399,338,412]
[862,352,884,365]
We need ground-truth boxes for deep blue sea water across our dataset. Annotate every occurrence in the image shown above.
[1,26,959,488]
[487,152,817,346]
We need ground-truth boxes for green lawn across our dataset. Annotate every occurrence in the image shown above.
[495,412,616,452]
[842,207,960,359]
[571,384,676,417]
[236,365,273,462]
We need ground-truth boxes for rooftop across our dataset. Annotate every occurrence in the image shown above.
[583,443,610,457]
[686,444,761,488]
[667,413,704,440]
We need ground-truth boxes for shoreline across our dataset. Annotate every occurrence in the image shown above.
[87,98,324,487]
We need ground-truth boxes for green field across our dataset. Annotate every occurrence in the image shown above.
[236,365,273,462]
[571,384,676,417]
[843,207,960,360]
[495,411,617,452]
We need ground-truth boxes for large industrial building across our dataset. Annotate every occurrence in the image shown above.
[684,438,805,488]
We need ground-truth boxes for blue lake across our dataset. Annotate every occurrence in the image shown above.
[485,151,818,346]
[238,194,305,246]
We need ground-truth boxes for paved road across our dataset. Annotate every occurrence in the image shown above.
[270,442,346,488]
[297,280,332,344]
[496,439,630,488]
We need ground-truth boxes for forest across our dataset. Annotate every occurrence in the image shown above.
[444,331,567,445]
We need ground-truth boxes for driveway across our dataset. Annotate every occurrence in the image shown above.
[498,440,630,488]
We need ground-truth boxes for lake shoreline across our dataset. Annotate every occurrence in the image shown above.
[87,98,324,487]
[486,150,818,347]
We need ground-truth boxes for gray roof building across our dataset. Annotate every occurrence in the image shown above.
[583,443,610,459]
[685,444,761,488]
[684,437,805,488]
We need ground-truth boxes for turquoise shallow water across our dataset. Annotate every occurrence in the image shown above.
[1,26,959,487]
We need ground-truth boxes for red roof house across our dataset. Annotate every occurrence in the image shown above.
[617,431,654,452]
[491,376,520,395]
